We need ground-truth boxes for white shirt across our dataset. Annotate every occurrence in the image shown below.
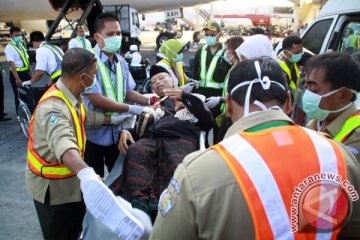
[68,37,92,50]
[130,52,142,66]
[35,41,57,74]
[4,42,27,68]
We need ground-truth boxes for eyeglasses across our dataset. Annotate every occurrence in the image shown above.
[74,56,97,73]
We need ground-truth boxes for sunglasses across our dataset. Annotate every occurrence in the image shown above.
[74,56,97,73]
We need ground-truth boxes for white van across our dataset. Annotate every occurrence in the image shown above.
[301,0,360,55]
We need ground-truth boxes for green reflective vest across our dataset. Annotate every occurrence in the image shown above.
[42,43,64,79]
[199,44,226,89]
[334,113,360,143]
[278,60,298,91]
[93,49,125,116]
[9,41,30,72]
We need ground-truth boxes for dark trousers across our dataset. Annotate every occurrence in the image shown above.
[0,70,4,115]
[84,140,119,177]
[9,70,30,115]
[33,190,86,240]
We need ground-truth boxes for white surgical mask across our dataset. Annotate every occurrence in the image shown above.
[82,73,97,91]
[302,88,354,121]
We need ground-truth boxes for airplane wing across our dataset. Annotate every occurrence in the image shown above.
[0,0,217,21]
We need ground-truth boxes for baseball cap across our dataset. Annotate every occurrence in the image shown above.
[202,20,222,32]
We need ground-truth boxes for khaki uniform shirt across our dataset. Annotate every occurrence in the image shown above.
[307,103,360,162]
[26,80,104,205]
[150,110,360,239]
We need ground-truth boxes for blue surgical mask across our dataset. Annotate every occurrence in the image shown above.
[286,50,303,63]
[223,51,233,65]
[205,35,217,46]
[173,53,183,62]
[13,36,23,43]
[102,35,122,54]
[302,89,352,121]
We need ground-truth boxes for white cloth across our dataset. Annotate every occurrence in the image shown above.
[4,43,26,68]
[130,52,142,67]
[68,37,92,50]
[235,34,276,60]
[35,41,57,74]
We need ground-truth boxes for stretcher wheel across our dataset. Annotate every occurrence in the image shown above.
[18,102,32,138]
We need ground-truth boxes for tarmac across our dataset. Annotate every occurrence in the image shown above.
[0,30,197,240]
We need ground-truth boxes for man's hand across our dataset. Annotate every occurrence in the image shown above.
[110,113,133,125]
[181,82,195,92]
[21,80,31,87]
[205,96,222,109]
[16,78,23,87]
[127,105,144,115]
[118,130,135,155]
[163,88,182,99]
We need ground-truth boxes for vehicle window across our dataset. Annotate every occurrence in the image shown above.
[338,21,360,54]
[302,19,332,54]
[132,12,140,28]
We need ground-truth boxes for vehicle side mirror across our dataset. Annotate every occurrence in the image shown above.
[142,14,145,21]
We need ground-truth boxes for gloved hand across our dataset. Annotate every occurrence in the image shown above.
[110,113,133,125]
[22,80,31,87]
[128,105,144,115]
[79,173,145,240]
[77,167,100,182]
[205,96,222,109]
[181,82,195,92]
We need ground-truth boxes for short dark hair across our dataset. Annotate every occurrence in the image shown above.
[225,36,244,61]
[29,31,45,42]
[228,57,289,106]
[305,52,360,92]
[94,13,119,33]
[282,36,303,50]
[252,27,265,35]
[10,26,21,35]
[62,48,96,78]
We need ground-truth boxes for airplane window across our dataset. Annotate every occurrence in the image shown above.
[302,19,332,54]
[338,21,360,55]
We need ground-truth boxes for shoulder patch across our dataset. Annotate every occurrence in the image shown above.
[158,178,181,217]
[346,145,360,155]
[49,115,58,126]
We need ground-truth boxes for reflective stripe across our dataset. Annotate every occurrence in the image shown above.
[278,60,298,91]
[303,128,338,240]
[200,45,226,89]
[96,61,124,102]
[9,41,30,71]
[217,134,294,240]
[334,113,360,142]
[27,85,86,179]
[303,128,338,174]
[42,44,64,79]
[76,37,92,50]
[91,48,125,115]
[220,73,230,113]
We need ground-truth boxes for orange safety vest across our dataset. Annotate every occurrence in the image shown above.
[27,85,86,179]
[334,112,360,143]
[212,126,347,239]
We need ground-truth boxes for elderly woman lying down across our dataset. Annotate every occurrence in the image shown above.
[109,65,214,222]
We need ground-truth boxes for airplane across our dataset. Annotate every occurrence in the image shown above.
[0,0,217,21]
[0,0,217,49]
